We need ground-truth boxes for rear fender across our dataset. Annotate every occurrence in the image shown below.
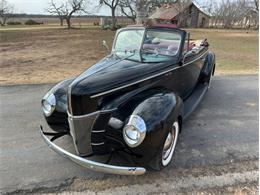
[201,51,215,77]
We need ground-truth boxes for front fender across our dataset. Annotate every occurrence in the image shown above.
[129,90,183,165]
[44,78,74,132]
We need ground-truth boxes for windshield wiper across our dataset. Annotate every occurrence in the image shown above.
[112,49,137,60]
[112,49,137,61]
[113,49,137,54]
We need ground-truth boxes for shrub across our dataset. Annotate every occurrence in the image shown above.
[115,25,122,29]
[101,25,109,30]
[7,21,22,25]
[25,19,43,25]
[101,24,123,30]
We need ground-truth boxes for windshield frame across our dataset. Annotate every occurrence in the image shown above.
[112,26,184,62]
[112,27,146,54]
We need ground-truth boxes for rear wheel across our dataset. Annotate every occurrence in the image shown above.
[149,120,179,170]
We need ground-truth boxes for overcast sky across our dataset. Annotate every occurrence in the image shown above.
[8,0,217,15]
[8,0,110,15]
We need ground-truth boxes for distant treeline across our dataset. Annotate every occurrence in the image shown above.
[5,14,133,27]
[10,14,129,19]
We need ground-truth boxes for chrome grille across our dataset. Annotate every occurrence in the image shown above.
[68,112,98,156]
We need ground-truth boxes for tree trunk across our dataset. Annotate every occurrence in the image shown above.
[111,8,116,30]
[1,16,7,26]
[136,11,146,24]
[66,17,71,29]
[59,17,64,26]
[136,8,146,24]
[0,18,3,26]
[135,0,146,24]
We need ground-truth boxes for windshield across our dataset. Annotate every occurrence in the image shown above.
[114,29,144,52]
[113,28,182,63]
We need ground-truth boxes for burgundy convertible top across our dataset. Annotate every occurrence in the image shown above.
[127,23,177,29]
[152,23,177,28]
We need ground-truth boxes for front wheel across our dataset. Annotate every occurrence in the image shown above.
[149,120,180,170]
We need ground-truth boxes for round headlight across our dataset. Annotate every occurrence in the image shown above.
[42,93,56,117]
[123,115,146,148]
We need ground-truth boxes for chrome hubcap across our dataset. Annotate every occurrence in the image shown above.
[162,121,179,166]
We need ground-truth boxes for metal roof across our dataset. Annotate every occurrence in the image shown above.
[149,1,211,20]
[149,4,180,20]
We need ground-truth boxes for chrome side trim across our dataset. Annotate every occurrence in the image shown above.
[67,83,73,115]
[91,142,105,146]
[91,49,209,98]
[39,127,146,175]
[92,130,106,133]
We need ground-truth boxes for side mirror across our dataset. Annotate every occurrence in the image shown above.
[102,40,109,52]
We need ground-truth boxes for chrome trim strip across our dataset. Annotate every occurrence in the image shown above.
[92,130,106,133]
[91,142,105,146]
[39,127,146,175]
[67,108,117,119]
[67,84,73,115]
[90,49,208,98]
[68,110,100,119]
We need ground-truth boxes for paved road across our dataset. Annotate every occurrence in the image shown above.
[0,75,258,194]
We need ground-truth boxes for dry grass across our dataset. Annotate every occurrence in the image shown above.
[187,28,259,75]
[0,27,115,84]
[0,27,258,85]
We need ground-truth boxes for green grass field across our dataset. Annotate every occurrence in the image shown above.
[0,26,258,84]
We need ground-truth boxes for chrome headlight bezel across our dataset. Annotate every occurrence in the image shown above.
[42,93,56,117]
[123,115,146,148]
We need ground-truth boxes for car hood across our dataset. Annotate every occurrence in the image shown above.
[70,55,178,96]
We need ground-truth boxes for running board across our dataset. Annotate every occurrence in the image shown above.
[183,83,208,121]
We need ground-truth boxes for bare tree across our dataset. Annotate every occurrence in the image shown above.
[135,0,157,24]
[47,0,65,26]
[64,0,88,28]
[0,0,13,26]
[119,0,136,22]
[100,0,120,29]
[209,0,259,29]
[47,0,87,29]
[254,0,259,11]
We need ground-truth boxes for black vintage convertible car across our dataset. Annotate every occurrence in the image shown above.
[40,24,215,175]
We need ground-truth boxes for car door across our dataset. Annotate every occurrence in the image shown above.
[170,34,208,99]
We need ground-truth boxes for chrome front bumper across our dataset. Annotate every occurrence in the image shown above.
[39,127,146,175]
